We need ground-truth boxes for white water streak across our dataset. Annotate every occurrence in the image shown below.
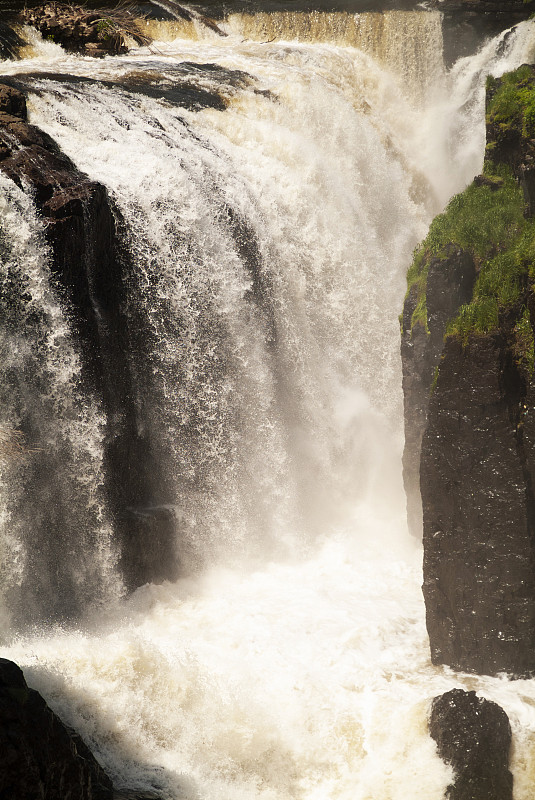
[0,174,120,625]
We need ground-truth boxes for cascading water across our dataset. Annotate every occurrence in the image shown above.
[0,173,119,627]
[2,9,535,799]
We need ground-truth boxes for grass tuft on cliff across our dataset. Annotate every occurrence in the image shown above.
[405,64,535,350]
[486,65,535,158]
[406,165,530,334]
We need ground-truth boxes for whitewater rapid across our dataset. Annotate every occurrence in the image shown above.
[1,10,535,799]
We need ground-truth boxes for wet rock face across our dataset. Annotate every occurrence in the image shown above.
[401,247,475,537]
[433,1,534,65]
[0,84,27,118]
[402,64,535,677]
[429,689,513,800]
[0,84,180,603]
[0,658,113,799]
[421,334,535,675]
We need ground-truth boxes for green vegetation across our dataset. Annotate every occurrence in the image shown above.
[406,164,530,334]
[405,65,535,352]
[486,66,535,155]
[513,307,535,377]
[96,18,114,33]
[430,364,440,396]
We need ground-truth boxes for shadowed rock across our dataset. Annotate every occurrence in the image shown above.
[401,246,475,537]
[429,689,513,800]
[0,658,113,799]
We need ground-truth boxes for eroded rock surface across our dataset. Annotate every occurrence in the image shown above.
[421,334,535,674]
[401,246,475,537]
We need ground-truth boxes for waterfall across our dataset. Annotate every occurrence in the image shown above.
[0,174,119,628]
[1,9,535,799]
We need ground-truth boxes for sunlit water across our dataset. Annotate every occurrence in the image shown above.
[1,11,535,799]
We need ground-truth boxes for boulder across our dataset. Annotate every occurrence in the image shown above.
[429,689,513,800]
[0,658,113,799]
[0,85,27,119]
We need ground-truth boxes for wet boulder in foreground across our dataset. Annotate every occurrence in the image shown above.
[0,84,27,118]
[0,658,113,799]
[429,689,513,800]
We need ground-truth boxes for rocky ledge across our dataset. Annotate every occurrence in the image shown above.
[20,2,150,57]
[430,0,533,13]
[401,64,535,676]
[0,657,164,799]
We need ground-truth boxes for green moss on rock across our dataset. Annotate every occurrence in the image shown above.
[405,164,530,337]
[513,306,535,377]
[404,64,535,351]
[486,66,535,156]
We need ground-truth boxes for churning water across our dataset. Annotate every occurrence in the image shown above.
[1,10,535,799]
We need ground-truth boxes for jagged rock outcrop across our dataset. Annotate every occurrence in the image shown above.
[429,689,513,800]
[0,658,113,799]
[433,0,534,66]
[402,65,535,675]
[0,83,180,612]
[17,1,225,56]
[0,657,163,799]
[0,16,26,60]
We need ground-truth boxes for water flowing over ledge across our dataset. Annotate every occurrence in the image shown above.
[1,9,535,799]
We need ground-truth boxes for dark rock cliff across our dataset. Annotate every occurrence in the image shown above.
[401,246,476,537]
[0,657,164,799]
[430,0,534,65]
[432,0,532,12]
[421,333,535,674]
[402,64,535,676]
